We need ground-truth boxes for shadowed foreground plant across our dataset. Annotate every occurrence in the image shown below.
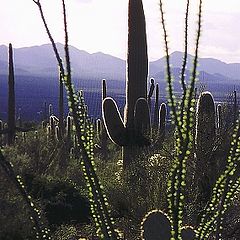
[0,151,51,239]
[152,1,240,239]
[157,0,202,238]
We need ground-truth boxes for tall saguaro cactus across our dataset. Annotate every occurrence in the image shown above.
[103,0,149,168]
[125,0,148,128]
[7,43,16,145]
[195,91,216,207]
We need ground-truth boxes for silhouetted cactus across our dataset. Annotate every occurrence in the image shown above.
[43,101,47,121]
[96,118,102,139]
[153,84,159,128]
[134,98,151,136]
[217,104,222,133]
[55,125,60,141]
[141,210,196,240]
[22,131,27,142]
[0,120,3,145]
[148,78,155,112]
[7,43,16,145]
[101,79,108,157]
[141,210,171,240]
[49,104,53,117]
[158,102,167,145]
[66,115,72,140]
[59,69,64,139]
[195,91,216,207]
[34,130,39,140]
[103,0,150,168]
[49,115,55,136]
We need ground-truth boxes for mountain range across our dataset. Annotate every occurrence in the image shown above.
[0,43,240,85]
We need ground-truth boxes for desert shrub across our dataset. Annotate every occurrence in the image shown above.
[24,174,90,227]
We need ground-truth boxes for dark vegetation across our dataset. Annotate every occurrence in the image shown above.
[0,0,239,239]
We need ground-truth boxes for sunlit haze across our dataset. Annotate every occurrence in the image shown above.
[1,0,240,62]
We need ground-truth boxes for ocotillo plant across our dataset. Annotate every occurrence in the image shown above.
[7,43,16,145]
[158,0,202,238]
[33,0,119,238]
[103,0,150,168]
[197,117,240,239]
[195,91,217,207]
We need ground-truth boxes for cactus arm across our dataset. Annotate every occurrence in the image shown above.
[153,83,159,128]
[158,103,167,141]
[103,97,128,146]
[134,98,151,136]
[147,78,155,111]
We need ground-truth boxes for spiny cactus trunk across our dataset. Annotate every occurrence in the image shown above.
[101,79,108,158]
[102,0,149,169]
[195,91,216,210]
[122,0,148,167]
[7,43,16,145]
[153,83,159,128]
[125,0,148,129]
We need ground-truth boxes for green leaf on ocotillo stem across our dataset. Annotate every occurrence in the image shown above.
[103,97,128,146]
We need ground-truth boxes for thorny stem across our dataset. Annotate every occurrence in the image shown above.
[33,0,118,238]
[180,0,190,120]
[159,0,183,144]
[0,151,47,239]
[32,0,65,76]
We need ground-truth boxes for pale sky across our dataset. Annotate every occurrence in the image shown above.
[1,0,240,63]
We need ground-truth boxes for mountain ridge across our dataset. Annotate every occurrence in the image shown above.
[0,43,239,82]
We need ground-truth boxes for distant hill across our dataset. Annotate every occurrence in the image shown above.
[0,43,240,84]
[0,44,239,121]
[0,43,126,80]
[150,51,240,81]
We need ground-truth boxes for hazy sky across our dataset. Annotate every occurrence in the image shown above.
[1,0,240,63]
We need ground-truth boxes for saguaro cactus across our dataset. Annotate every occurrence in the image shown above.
[7,43,16,145]
[101,79,108,157]
[59,68,64,138]
[148,78,155,112]
[103,0,149,168]
[153,84,159,128]
[233,89,238,123]
[217,104,222,133]
[125,0,148,127]
[195,91,216,207]
[158,103,167,144]
[141,210,196,240]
